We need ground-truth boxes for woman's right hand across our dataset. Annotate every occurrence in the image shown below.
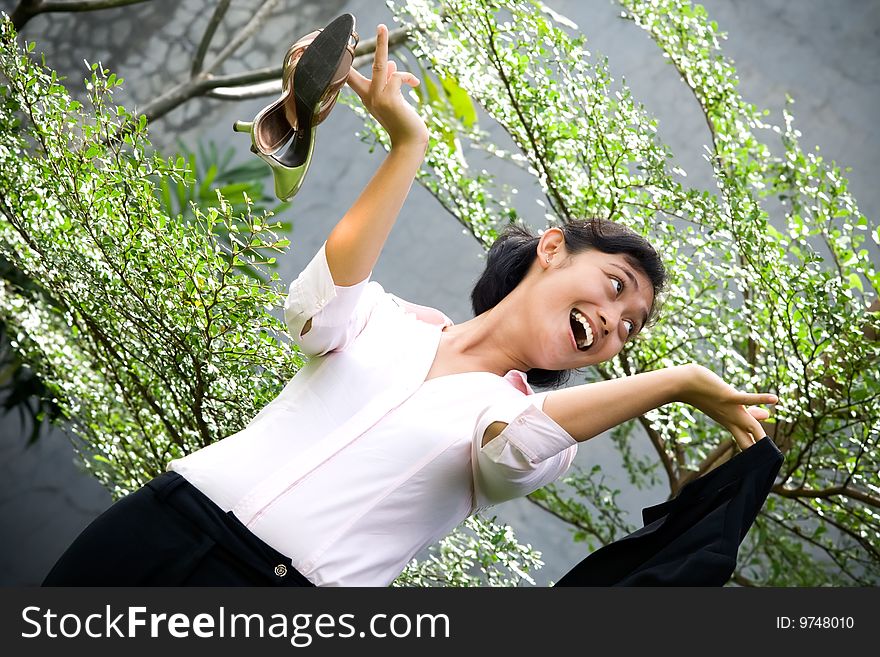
[677,364,779,451]
[346,24,429,150]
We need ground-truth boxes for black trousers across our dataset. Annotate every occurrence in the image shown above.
[42,471,314,587]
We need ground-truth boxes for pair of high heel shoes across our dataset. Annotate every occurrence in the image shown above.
[233,14,359,201]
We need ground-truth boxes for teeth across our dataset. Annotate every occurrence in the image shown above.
[571,309,593,347]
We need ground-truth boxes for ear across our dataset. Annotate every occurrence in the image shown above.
[537,227,566,270]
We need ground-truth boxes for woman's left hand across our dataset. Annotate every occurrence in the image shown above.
[676,364,779,451]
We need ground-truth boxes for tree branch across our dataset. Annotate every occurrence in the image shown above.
[205,52,385,101]
[201,0,282,76]
[792,496,880,562]
[615,355,678,491]
[763,510,867,584]
[190,0,231,77]
[636,414,677,490]
[731,571,758,587]
[773,483,880,509]
[138,25,413,124]
[677,439,736,489]
[11,0,150,30]
[524,494,595,537]
[471,11,571,222]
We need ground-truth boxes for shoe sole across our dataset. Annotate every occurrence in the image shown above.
[276,13,355,169]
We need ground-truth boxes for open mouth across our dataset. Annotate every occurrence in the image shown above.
[569,309,594,352]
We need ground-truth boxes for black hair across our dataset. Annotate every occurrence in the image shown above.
[470,218,667,388]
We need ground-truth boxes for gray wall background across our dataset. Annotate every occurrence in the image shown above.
[1,0,878,586]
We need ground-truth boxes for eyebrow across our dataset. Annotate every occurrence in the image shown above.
[609,263,649,332]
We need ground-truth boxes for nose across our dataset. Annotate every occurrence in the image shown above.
[598,311,617,336]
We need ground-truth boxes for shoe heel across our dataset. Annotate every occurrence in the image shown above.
[232,120,259,153]
[272,122,317,200]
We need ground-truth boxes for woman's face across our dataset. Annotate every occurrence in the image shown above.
[515,231,654,371]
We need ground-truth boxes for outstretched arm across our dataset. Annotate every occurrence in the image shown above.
[484,364,778,452]
[326,23,429,286]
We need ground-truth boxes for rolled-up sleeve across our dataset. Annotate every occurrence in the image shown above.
[283,242,378,356]
[472,390,578,509]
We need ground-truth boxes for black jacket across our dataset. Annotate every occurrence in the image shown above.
[554,435,783,586]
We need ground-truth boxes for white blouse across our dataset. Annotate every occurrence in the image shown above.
[168,243,578,586]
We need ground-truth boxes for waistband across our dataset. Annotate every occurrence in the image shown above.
[146,471,315,587]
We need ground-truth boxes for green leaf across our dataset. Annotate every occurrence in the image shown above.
[198,163,218,199]
[439,75,477,127]
[424,73,443,105]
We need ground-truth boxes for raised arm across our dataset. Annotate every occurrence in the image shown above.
[484,364,778,452]
[326,23,429,286]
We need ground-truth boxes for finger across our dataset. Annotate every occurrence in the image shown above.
[738,392,779,405]
[371,24,388,93]
[386,60,397,83]
[385,71,420,96]
[738,405,767,440]
[747,415,767,442]
[347,67,371,98]
[734,427,764,449]
[729,425,754,451]
[746,405,770,420]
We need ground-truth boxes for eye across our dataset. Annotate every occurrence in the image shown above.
[610,276,636,337]
[610,276,623,295]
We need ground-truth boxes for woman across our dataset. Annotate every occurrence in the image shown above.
[43,24,777,587]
